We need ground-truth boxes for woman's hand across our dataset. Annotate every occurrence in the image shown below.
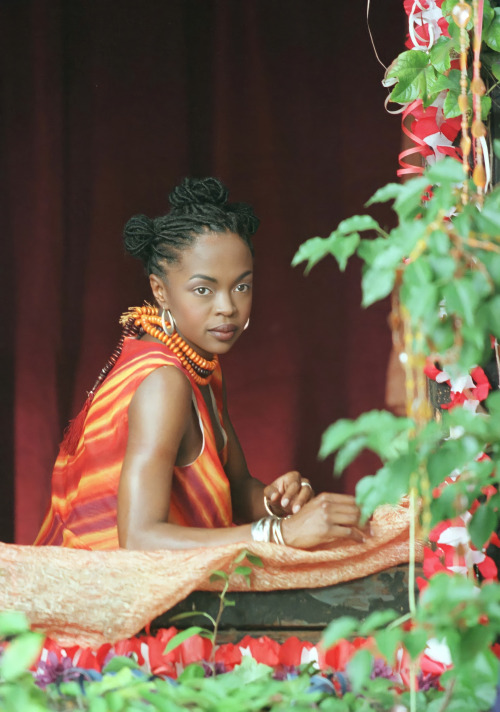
[263,471,314,516]
[281,492,364,549]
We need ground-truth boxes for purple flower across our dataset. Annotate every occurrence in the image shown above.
[34,652,75,688]
[417,671,440,691]
[371,658,398,682]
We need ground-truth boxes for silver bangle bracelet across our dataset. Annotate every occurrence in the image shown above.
[251,515,287,545]
[251,516,273,543]
[271,516,286,546]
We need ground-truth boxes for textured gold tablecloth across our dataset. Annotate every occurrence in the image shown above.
[0,503,421,647]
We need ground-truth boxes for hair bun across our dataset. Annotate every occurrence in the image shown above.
[169,177,229,209]
[123,214,156,259]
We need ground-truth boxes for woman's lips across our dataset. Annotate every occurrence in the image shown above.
[208,324,238,341]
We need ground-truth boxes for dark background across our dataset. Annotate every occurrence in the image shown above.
[0,0,405,544]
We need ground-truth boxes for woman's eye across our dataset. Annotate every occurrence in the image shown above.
[194,287,211,295]
[235,283,251,293]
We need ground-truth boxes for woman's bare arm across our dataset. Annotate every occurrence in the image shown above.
[117,367,362,550]
[117,366,255,549]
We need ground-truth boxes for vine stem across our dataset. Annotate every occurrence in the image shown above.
[209,576,230,666]
[409,486,417,712]
[409,487,417,618]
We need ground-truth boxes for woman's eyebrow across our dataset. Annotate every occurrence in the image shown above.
[234,270,253,281]
[188,273,217,283]
[188,270,253,283]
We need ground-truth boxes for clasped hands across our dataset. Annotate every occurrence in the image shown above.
[263,471,367,549]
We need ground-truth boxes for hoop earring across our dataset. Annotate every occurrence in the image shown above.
[161,308,176,337]
[244,318,250,331]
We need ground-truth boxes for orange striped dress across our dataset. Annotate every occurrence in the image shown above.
[34,338,233,550]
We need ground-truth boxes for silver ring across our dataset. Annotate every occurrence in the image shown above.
[264,495,278,517]
[300,481,313,491]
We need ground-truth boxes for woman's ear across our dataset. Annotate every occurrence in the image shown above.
[149,274,167,309]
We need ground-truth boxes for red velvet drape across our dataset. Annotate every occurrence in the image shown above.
[1,0,405,544]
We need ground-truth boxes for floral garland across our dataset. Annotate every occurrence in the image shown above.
[422,359,499,587]
[397,0,462,177]
[25,628,454,694]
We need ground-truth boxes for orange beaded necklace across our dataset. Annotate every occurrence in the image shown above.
[120,305,218,385]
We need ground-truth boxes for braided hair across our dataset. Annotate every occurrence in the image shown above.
[123,177,260,275]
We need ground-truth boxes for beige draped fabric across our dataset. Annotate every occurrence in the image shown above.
[0,504,421,648]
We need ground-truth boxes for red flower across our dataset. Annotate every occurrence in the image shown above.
[319,637,374,671]
[147,627,179,677]
[470,367,491,402]
[278,637,315,667]
[424,361,442,381]
[113,637,146,666]
[214,643,242,670]
[477,555,498,581]
[238,635,281,667]
[178,634,213,667]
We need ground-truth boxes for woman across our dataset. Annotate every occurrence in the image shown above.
[35,177,362,551]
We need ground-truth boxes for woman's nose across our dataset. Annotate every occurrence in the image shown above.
[215,292,236,315]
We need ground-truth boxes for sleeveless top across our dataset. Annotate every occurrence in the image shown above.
[34,338,233,550]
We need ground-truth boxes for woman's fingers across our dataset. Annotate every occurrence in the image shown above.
[281,492,367,548]
[291,480,314,513]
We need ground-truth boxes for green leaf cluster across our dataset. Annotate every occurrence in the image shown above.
[295,158,500,374]
[380,0,500,119]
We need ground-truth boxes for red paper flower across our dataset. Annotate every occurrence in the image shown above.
[214,643,242,670]
[238,635,281,667]
[318,636,374,671]
[278,636,315,667]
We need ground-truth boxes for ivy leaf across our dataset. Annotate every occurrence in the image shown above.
[476,201,500,233]
[361,266,395,307]
[169,609,216,625]
[291,236,333,273]
[102,656,140,673]
[375,627,402,664]
[209,569,229,582]
[429,35,454,73]
[426,157,466,184]
[479,295,500,339]
[484,8,500,51]
[291,232,360,274]
[365,182,404,206]
[164,626,212,654]
[385,50,432,104]
[319,419,355,457]
[244,553,264,567]
[492,58,500,80]
[355,464,409,521]
[0,611,30,638]
[481,95,492,121]
[322,616,358,649]
[334,435,367,475]
[337,215,381,234]
[403,628,429,659]
[234,548,251,564]
[0,632,44,681]
[393,176,430,220]
[326,232,361,272]
[442,69,462,118]
[359,610,399,636]
[442,279,479,326]
[234,565,253,579]
[346,650,373,694]
[469,501,498,550]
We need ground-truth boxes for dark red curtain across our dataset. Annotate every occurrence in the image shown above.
[1,0,405,544]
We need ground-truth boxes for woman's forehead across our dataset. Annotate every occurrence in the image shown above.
[172,231,253,274]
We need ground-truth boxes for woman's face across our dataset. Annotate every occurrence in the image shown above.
[152,230,253,359]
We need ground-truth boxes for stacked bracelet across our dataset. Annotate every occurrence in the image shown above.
[251,516,286,545]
